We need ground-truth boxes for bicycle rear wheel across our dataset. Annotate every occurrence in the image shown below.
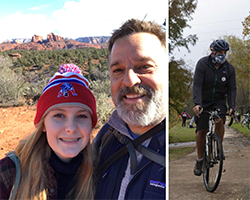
[203,133,223,192]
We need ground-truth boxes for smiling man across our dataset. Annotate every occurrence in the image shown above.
[94,19,167,200]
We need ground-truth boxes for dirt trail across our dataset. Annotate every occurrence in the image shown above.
[169,126,250,199]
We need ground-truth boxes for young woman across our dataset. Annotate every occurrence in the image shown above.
[0,63,97,200]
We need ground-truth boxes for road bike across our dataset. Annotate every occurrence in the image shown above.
[202,108,230,192]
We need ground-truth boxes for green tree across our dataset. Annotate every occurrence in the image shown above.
[169,0,198,126]
[169,0,198,54]
[223,35,250,110]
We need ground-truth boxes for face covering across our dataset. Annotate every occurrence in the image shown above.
[212,53,226,65]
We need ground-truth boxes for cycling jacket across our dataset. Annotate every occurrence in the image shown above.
[193,55,236,110]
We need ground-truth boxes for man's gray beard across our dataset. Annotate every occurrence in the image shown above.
[116,86,166,127]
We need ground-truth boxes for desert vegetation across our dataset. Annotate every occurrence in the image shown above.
[0,47,114,128]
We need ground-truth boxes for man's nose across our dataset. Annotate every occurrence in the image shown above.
[122,69,141,87]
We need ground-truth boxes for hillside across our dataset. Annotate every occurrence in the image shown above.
[0,33,109,51]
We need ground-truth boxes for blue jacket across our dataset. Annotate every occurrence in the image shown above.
[94,110,166,199]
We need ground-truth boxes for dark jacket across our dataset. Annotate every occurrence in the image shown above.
[0,151,82,200]
[193,55,236,109]
[94,110,166,200]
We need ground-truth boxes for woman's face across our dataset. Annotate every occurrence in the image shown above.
[43,106,92,162]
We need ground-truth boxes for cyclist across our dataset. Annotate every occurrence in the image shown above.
[235,108,241,123]
[192,39,236,176]
[180,110,191,127]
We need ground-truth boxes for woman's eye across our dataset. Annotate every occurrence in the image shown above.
[54,114,64,118]
[77,114,87,119]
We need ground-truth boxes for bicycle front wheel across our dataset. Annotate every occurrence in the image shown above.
[241,119,246,127]
[203,133,223,192]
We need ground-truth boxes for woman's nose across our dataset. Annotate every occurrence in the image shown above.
[64,118,77,134]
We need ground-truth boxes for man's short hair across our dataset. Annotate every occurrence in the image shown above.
[108,18,166,52]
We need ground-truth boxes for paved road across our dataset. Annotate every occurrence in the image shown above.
[169,126,250,200]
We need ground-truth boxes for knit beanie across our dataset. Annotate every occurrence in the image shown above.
[34,63,97,128]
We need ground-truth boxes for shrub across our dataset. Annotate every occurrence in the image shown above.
[0,55,26,106]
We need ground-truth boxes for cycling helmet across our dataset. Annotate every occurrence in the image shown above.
[210,39,229,51]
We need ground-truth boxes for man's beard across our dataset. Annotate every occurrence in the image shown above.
[116,84,166,127]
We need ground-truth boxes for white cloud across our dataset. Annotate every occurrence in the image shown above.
[0,0,166,42]
[52,0,167,39]
[29,4,50,11]
[0,12,55,42]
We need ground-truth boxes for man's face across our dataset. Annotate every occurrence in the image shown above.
[109,33,167,127]
[212,50,226,56]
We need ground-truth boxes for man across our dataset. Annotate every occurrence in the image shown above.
[94,19,166,199]
[193,39,236,176]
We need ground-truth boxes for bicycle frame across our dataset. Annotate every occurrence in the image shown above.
[205,110,219,161]
[202,108,224,192]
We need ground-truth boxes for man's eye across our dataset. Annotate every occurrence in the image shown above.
[142,65,151,69]
[113,68,123,73]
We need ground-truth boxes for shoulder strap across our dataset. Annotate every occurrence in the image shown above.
[8,153,21,200]
[100,119,166,175]
[136,145,165,167]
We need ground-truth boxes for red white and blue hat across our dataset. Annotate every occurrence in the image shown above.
[34,63,97,128]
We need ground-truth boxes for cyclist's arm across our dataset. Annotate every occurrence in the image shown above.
[226,64,236,111]
[193,59,204,107]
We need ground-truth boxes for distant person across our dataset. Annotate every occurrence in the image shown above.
[0,64,97,199]
[246,106,250,114]
[180,110,191,127]
[94,18,166,199]
[235,108,241,123]
[193,39,236,176]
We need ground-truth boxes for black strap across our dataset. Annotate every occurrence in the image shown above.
[136,145,165,167]
[100,119,165,175]
[126,140,137,174]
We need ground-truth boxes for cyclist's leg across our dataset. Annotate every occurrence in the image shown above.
[214,119,224,142]
[196,129,207,159]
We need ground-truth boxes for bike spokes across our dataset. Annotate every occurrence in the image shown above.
[203,134,223,192]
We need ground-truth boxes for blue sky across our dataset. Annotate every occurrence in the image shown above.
[173,0,250,70]
[0,0,167,43]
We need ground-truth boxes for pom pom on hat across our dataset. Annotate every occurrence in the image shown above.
[34,63,97,128]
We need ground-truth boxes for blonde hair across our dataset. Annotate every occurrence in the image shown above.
[13,118,94,200]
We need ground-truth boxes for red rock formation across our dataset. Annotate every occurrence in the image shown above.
[15,42,45,50]
[0,43,17,51]
[47,33,64,42]
[32,34,43,43]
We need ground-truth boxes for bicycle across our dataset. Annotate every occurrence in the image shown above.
[201,108,230,192]
[241,114,250,130]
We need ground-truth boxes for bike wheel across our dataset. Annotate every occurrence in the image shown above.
[241,119,246,127]
[247,121,250,130]
[203,133,223,192]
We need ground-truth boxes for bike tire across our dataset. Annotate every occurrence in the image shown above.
[241,119,246,127]
[203,133,223,192]
[247,121,250,130]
